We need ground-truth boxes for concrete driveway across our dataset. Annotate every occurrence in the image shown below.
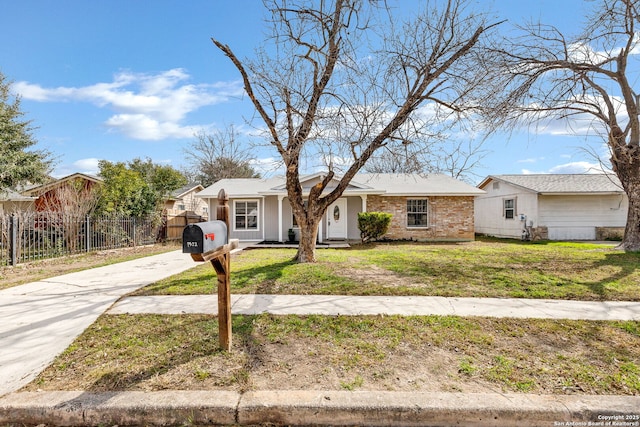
[0,250,196,397]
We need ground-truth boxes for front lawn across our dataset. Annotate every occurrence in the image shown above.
[25,313,640,395]
[136,239,640,301]
[26,239,640,396]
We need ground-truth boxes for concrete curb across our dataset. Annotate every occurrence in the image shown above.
[1,390,638,426]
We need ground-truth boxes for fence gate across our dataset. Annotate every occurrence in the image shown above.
[163,212,205,241]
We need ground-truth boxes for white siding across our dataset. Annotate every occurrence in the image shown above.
[347,196,363,240]
[539,195,627,240]
[474,181,538,239]
[263,196,279,241]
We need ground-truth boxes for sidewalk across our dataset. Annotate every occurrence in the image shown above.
[1,249,639,426]
[109,293,640,320]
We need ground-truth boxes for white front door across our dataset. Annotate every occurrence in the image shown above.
[327,198,347,239]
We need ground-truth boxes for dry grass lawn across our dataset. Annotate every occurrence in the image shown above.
[21,239,640,396]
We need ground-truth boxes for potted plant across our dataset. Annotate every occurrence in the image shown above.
[288,228,296,242]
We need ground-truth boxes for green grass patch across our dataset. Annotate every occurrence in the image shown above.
[136,240,640,301]
[26,314,640,395]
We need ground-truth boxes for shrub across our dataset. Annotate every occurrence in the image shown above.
[358,212,392,243]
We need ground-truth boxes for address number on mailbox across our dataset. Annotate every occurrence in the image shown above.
[182,221,228,254]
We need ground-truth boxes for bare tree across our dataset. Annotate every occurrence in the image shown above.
[364,148,424,174]
[37,177,100,252]
[213,0,498,262]
[183,125,261,187]
[365,137,488,183]
[487,0,640,251]
[425,138,489,183]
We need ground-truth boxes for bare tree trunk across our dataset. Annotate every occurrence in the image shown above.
[297,219,320,263]
[622,183,640,251]
[212,0,494,262]
[612,141,640,251]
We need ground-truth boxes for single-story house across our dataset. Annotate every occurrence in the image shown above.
[21,172,103,212]
[164,184,209,219]
[475,174,628,241]
[0,189,36,214]
[162,184,210,240]
[196,172,484,244]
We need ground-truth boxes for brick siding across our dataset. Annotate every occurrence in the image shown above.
[366,195,475,241]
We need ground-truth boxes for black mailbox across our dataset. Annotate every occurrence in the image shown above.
[182,221,228,254]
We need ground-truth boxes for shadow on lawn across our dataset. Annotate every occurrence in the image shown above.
[232,259,297,293]
[586,252,640,300]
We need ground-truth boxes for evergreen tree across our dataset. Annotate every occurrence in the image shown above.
[0,71,53,190]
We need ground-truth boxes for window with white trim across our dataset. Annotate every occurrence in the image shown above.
[504,198,515,219]
[234,200,259,230]
[407,199,428,227]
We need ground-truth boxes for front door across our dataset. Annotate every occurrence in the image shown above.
[327,198,347,239]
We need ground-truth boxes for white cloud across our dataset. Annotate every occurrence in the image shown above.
[250,157,284,176]
[522,161,610,175]
[105,114,197,140]
[520,93,627,139]
[12,69,244,141]
[73,158,101,174]
[50,158,101,178]
[548,161,609,174]
[517,157,544,164]
[567,42,611,64]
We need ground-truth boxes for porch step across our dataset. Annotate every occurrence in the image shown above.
[247,241,350,249]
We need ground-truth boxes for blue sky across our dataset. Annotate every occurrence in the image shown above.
[1,0,609,183]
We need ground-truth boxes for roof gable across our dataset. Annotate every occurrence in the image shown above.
[22,173,103,196]
[270,172,373,192]
[171,184,205,199]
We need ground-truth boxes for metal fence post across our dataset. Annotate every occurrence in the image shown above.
[133,217,137,246]
[9,214,18,266]
[85,215,91,252]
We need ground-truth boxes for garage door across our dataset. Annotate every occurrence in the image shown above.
[547,226,596,241]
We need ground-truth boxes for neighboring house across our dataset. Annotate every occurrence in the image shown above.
[162,184,209,240]
[0,189,36,213]
[196,173,484,243]
[164,184,208,219]
[475,174,628,241]
[21,172,103,212]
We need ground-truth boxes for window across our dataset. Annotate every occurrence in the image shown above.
[177,203,186,211]
[504,199,515,219]
[407,199,428,227]
[235,200,259,230]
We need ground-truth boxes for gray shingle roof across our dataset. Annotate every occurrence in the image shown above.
[0,189,35,202]
[197,173,484,198]
[170,184,204,198]
[484,174,623,194]
[356,173,484,195]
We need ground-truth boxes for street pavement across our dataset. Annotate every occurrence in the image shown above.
[1,249,639,426]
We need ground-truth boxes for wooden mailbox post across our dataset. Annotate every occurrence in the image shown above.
[183,189,237,351]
